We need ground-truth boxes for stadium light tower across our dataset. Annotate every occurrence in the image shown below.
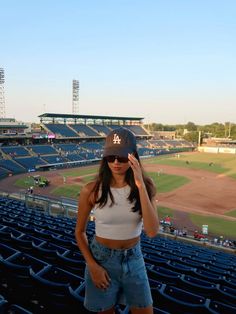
[0,68,6,118]
[72,79,79,114]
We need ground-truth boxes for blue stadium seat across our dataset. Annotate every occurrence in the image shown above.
[30,265,84,313]
[178,274,218,298]
[202,264,230,276]
[207,300,236,314]
[151,285,209,313]
[144,255,168,267]
[193,269,224,284]
[0,295,8,314]
[0,252,48,310]
[223,277,236,289]
[165,260,196,275]
[0,243,19,260]
[11,233,45,253]
[57,250,85,276]
[6,304,33,314]
[0,226,24,245]
[50,234,74,249]
[32,241,68,264]
[146,266,182,285]
[215,285,236,307]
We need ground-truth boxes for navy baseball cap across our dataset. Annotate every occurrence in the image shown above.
[103,127,137,157]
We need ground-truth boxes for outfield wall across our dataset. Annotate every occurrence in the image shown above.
[198,146,236,154]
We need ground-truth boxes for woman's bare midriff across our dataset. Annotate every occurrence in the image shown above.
[95,235,140,249]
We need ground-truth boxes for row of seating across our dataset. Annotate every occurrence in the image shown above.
[1,196,236,313]
[44,123,149,138]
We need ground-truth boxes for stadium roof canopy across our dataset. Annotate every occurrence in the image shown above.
[39,113,144,124]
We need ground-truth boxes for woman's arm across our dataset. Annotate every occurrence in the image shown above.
[75,182,111,290]
[75,182,97,267]
[128,154,159,238]
[138,186,159,238]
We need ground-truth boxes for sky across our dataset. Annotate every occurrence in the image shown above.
[1,0,236,125]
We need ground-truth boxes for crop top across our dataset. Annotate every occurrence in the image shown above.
[93,185,143,240]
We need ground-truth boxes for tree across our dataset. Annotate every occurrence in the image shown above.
[183,131,199,144]
[185,122,197,131]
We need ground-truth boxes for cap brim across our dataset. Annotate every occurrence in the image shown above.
[103,146,133,158]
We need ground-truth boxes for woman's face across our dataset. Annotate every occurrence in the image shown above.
[106,156,130,175]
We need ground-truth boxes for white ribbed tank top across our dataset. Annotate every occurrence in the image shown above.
[93,185,143,240]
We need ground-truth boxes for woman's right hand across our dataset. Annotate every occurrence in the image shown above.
[88,263,111,290]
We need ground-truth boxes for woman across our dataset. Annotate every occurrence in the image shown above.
[75,127,159,314]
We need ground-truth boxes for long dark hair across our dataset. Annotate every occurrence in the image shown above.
[91,151,156,214]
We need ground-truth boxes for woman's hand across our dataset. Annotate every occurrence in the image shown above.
[88,263,111,290]
[128,153,145,189]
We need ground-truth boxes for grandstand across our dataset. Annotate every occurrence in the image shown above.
[0,113,194,177]
[0,113,209,313]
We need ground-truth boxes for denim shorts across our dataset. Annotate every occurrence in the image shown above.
[84,237,153,312]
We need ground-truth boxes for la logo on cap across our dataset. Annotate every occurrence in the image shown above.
[113,134,121,144]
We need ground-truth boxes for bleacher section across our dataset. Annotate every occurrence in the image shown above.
[0,196,236,313]
[79,142,103,152]
[70,124,99,137]
[45,124,78,137]
[1,146,30,157]
[91,124,112,135]
[0,159,26,174]
[149,140,167,148]
[0,136,194,175]
[0,114,194,175]
[125,124,149,136]
[56,144,79,152]
[42,155,68,164]
[0,167,10,180]
[15,157,47,170]
[27,145,58,155]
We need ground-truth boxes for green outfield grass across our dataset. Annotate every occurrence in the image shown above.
[79,174,96,183]
[157,206,174,219]
[59,166,98,177]
[14,176,35,188]
[51,185,81,199]
[144,153,236,177]
[189,213,236,238]
[225,209,236,218]
[149,158,228,174]
[147,172,190,193]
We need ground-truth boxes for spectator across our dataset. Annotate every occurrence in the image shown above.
[164,215,171,225]
[182,227,187,237]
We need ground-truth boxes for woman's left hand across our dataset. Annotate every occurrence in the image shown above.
[128,153,145,189]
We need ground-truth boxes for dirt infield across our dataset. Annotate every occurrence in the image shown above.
[145,164,236,218]
[1,163,236,232]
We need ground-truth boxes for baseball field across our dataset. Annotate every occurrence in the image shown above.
[1,151,236,239]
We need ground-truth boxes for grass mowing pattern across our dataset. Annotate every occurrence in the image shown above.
[14,176,35,188]
[154,159,228,174]
[147,172,190,193]
[59,166,98,177]
[81,175,96,183]
[51,185,81,199]
[144,153,236,176]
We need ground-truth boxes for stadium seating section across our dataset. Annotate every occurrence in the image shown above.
[0,133,194,177]
[0,196,235,313]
